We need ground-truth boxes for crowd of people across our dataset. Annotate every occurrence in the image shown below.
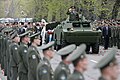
[0,17,119,80]
[94,19,120,50]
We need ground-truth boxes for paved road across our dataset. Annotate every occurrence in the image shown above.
[51,46,120,80]
[0,46,120,80]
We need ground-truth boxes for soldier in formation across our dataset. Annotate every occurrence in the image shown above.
[36,41,55,80]
[28,32,41,80]
[0,18,120,80]
[9,31,20,80]
[54,44,76,80]
[95,48,119,80]
[67,44,88,80]
[18,31,30,80]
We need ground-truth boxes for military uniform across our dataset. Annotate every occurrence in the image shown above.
[36,41,55,80]
[0,32,3,64]
[117,26,120,49]
[67,44,87,80]
[18,31,30,80]
[9,32,19,80]
[3,28,13,78]
[98,77,106,80]
[68,70,84,80]
[6,37,12,80]
[37,57,53,80]
[110,26,114,47]
[9,42,19,80]
[28,46,41,80]
[54,44,76,80]
[28,32,41,80]
[1,35,6,70]
[54,62,70,80]
[94,48,118,80]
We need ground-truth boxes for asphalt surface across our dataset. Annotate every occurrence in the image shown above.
[0,46,120,80]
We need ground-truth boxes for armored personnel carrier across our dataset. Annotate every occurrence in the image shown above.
[54,18,102,54]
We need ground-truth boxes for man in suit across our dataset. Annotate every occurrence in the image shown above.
[28,32,41,80]
[94,48,119,80]
[36,41,55,80]
[102,23,111,49]
[67,44,88,80]
[54,44,76,80]
[18,31,31,80]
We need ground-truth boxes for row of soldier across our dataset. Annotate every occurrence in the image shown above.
[0,21,119,80]
[95,19,120,50]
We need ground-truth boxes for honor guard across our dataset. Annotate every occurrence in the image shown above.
[36,41,55,80]
[54,44,76,80]
[95,48,119,80]
[3,28,13,80]
[18,31,31,80]
[9,31,20,80]
[67,44,88,80]
[28,32,41,80]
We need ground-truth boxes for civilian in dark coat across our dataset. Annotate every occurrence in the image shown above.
[102,23,111,49]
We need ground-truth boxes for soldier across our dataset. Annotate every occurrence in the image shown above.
[54,44,76,80]
[117,22,120,49]
[2,28,13,80]
[18,31,31,80]
[67,6,79,21]
[1,30,6,70]
[94,48,119,80]
[67,44,88,80]
[28,32,41,80]
[0,28,3,64]
[36,41,55,80]
[9,31,20,80]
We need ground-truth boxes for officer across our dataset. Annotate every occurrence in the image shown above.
[9,31,20,80]
[67,6,79,21]
[0,28,3,64]
[67,44,88,80]
[117,22,120,49]
[94,48,119,80]
[67,6,80,27]
[54,44,76,80]
[113,24,117,46]
[1,30,6,70]
[36,41,55,80]
[18,31,31,80]
[3,28,13,79]
[110,25,114,47]
[28,32,41,80]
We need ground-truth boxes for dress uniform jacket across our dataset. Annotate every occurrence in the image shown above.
[28,45,41,80]
[18,42,28,80]
[4,36,8,76]
[37,57,54,80]
[9,42,19,80]
[117,27,120,49]
[0,33,3,64]
[68,70,85,80]
[1,35,6,70]
[6,38,12,80]
[54,61,70,80]
[98,77,106,80]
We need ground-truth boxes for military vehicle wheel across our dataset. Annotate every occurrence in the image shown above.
[92,43,99,54]
[61,40,68,48]
[117,41,120,49]
[86,45,90,54]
